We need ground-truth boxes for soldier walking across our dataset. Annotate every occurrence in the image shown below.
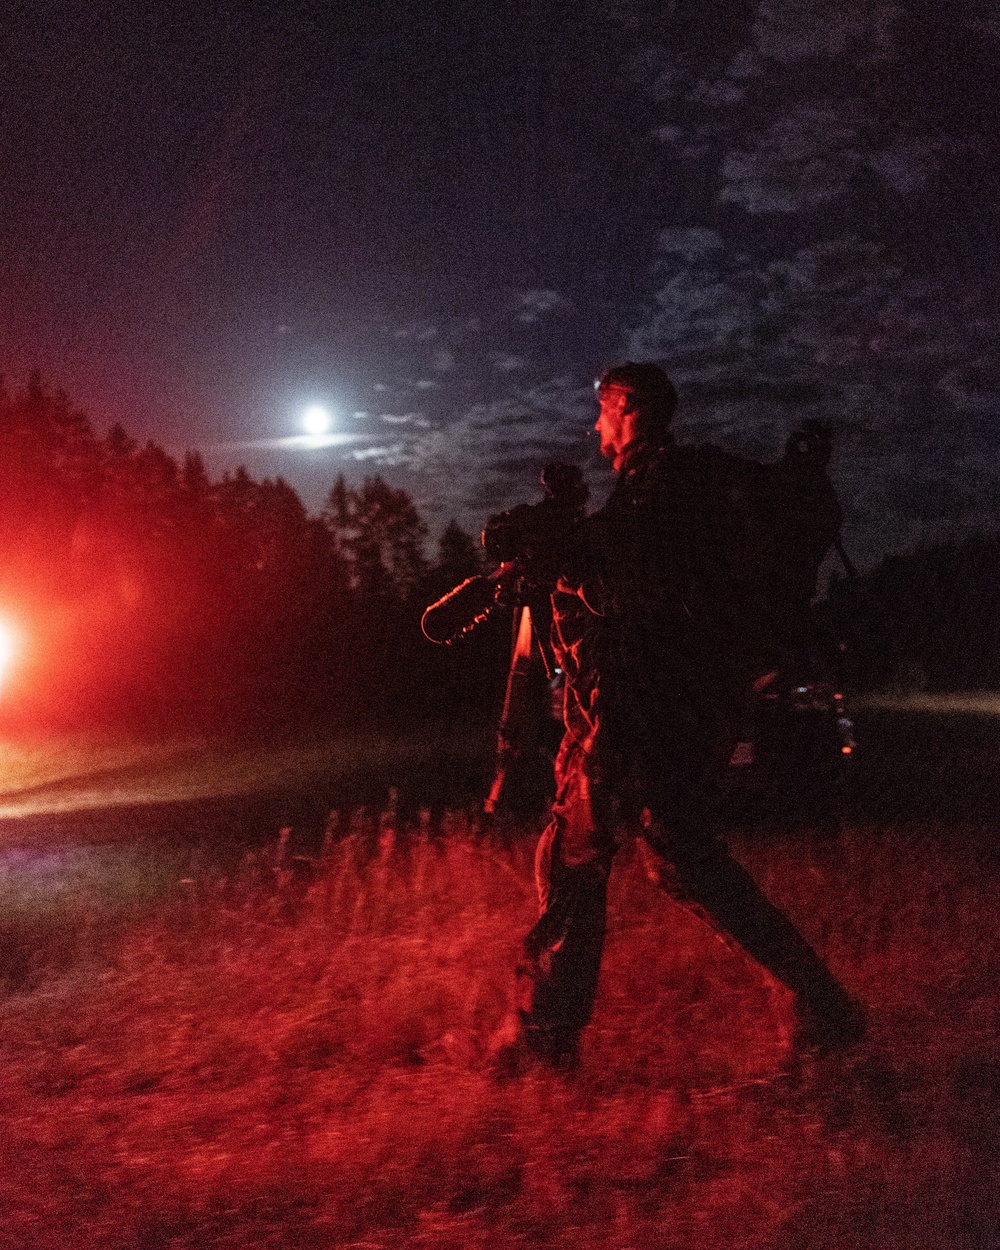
[499,362,864,1070]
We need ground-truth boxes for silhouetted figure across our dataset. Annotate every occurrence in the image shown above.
[423,464,589,814]
[501,363,864,1069]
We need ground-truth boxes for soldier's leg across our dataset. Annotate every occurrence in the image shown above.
[642,749,862,1050]
[516,732,617,1061]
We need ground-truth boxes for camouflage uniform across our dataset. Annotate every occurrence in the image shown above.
[517,437,859,1060]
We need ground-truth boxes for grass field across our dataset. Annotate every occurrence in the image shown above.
[1,799,998,1249]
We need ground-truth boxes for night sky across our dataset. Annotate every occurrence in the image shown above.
[2,0,998,562]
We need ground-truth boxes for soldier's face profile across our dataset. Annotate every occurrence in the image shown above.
[595,385,640,469]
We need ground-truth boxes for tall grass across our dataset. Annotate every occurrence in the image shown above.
[0,813,997,1249]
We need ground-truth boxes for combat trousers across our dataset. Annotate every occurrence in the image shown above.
[518,721,856,1046]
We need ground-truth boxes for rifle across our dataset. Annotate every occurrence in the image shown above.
[421,461,588,665]
[421,463,587,813]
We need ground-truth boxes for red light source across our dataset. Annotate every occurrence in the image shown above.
[0,619,20,693]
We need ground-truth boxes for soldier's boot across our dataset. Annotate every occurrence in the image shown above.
[793,989,866,1057]
[487,1012,581,1078]
[520,1016,581,1070]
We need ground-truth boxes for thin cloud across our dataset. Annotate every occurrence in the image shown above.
[223,433,367,452]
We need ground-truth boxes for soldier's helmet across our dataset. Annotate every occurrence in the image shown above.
[596,362,678,431]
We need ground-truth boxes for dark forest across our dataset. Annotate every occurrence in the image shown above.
[0,377,507,735]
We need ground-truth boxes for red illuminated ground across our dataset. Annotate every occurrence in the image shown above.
[0,797,995,1249]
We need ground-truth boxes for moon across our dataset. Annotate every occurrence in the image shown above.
[302,404,332,436]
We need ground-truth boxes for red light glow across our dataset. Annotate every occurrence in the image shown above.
[0,619,20,693]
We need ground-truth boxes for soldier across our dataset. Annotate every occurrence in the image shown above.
[500,362,864,1070]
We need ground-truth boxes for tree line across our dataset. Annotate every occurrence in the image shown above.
[0,377,506,734]
[0,376,995,734]
[825,533,1000,695]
